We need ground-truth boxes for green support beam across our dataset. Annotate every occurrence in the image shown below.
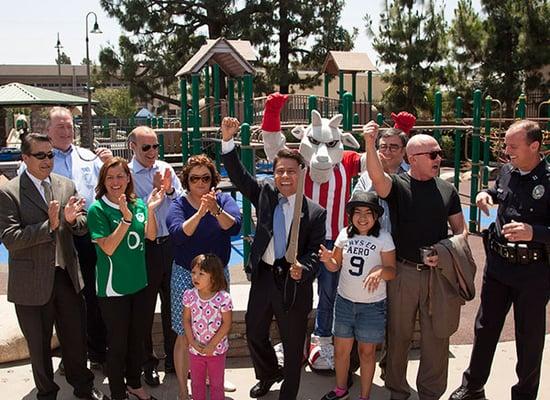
[191,73,201,155]
[205,67,211,126]
[343,92,353,132]
[469,89,482,233]
[351,72,357,102]
[433,90,442,143]
[516,93,526,119]
[179,78,188,164]
[308,95,317,123]
[453,97,463,190]
[483,96,492,189]
[213,64,221,126]
[228,78,235,117]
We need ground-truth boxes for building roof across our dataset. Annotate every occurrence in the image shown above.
[322,51,377,75]
[0,82,96,106]
[175,37,256,78]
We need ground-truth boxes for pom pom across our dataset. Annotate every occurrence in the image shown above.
[391,111,416,135]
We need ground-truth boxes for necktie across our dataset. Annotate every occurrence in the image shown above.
[41,180,53,204]
[273,197,288,260]
[42,180,63,269]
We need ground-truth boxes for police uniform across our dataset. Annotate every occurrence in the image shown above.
[461,159,550,400]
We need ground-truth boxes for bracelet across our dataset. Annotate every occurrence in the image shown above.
[121,218,132,225]
[166,188,175,196]
[213,206,223,217]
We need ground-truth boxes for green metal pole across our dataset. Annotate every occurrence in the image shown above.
[338,71,345,114]
[324,73,330,117]
[243,74,253,125]
[516,93,526,119]
[191,73,201,155]
[434,90,442,143]
[353,113,359,125]
[187,109,194,152]
[368,71,373,121]
[228,78,235,117]
[205,67,211,126]
[237,77,243,100]
[213,64,221,126]
[102,117,109,138]
[158,116,164,128]
[179,78,188,164]
[453,97,463,190]
[308,95,317,123]
[158,133,165,161]
[376,112,384,126]
[152,116,157,129]
[483,96,492,189]
[343,92,353,132]
[351,72,357,102]
[129,116,135,131]
[469,89,482,233]
[240,122,252,269]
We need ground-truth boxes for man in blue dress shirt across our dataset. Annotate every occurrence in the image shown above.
[46,106,112,371]
[128,126,182,385]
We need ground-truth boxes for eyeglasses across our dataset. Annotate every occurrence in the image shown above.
[189,175,212,184]
[141,143,160,152]
[30,151,55,160]
[378,144,403,153]
[413,150,444,160]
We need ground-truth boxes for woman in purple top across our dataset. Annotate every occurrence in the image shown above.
[166,154,241,400]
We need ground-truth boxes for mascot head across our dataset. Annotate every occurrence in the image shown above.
[291,110,360,184]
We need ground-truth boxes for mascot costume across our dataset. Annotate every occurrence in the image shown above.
[261,92,416,371]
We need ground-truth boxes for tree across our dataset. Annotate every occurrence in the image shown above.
[365,0,448,114]
[448,0,550,117]
[99,0,270,106]
[93,88,137,118]
[246,0,356,94]
[55,52,71,65]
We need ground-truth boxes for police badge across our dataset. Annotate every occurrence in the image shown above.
[532,184,545,200]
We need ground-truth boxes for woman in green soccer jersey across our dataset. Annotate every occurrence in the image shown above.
[88,156,165,400]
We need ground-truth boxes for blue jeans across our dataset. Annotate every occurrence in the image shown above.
[314,240,339,337]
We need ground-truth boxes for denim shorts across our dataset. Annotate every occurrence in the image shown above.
[332,294,387,343]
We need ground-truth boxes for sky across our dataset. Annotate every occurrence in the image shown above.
[0,0,482,67]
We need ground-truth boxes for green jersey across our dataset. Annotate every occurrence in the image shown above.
[87,196,148,297]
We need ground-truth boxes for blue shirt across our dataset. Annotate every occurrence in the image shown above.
[129,158,183,238]
[18,145,102,210]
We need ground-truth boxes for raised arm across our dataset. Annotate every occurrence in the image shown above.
[364,121,393,198]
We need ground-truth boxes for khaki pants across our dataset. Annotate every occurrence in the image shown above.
[385,261,450,400]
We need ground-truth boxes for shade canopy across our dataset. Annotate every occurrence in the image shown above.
[321,51,377,75]
[0,82,97,106]
[175,37,256,78]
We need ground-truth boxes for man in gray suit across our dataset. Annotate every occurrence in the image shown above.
[0,133,107,400]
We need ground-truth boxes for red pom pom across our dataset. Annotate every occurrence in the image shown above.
[391,111,416,135]
[262,92,289,132]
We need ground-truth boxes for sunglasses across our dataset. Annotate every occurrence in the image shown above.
[30,151,55,160]
[141,143,160,152]
[413,150,444,160]
[189,175,212,184]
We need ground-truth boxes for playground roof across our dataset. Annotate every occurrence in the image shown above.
[0,82,96,106]
[175,37,256,78]
[322,51,377,75]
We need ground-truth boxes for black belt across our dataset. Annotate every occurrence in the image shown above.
[398,257,431,271]
[489,238,545,264]
[147,235,170,245]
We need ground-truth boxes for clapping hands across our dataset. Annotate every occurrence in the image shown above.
[64,196,86,225]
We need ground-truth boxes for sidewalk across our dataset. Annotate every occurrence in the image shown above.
[1,336,549,399]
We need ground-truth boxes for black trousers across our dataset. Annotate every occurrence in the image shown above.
[98,288,148,400]
[462,253,550,400]
[246,262,312,400]
[142,238,176,370]
[74,233,107,363]
[15,268,94,400]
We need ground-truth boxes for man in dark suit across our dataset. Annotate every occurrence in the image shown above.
[221,117,327,400]
[0,133,107,400]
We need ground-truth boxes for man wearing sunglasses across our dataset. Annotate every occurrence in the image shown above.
[128,126,182,385]
[364,121,466,400]
[0,133,107,400]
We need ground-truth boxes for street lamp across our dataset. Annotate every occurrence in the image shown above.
[85,11,102,149]
[54,33,63,92]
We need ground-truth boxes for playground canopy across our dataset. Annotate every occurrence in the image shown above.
[322,51,377,75]
[0,82,96,106]
[175,37,256,78]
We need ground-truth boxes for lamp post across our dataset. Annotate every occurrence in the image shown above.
[54,33,63,92]
[85,11,102,149]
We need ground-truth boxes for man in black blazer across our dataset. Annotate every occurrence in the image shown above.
[221,117,327,400]
[0,133,107,400]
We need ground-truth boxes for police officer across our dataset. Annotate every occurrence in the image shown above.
[450,120,550,400]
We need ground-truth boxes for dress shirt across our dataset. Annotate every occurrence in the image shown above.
[129,158,183,238]
[25,170,51,204]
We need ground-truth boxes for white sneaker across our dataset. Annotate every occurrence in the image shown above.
[308,335,334,371]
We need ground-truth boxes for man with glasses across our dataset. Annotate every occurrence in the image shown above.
[128,126,182,385]
[364,121,466,400]
[0,133,108,400]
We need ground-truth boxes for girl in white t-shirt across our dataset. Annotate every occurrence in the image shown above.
[319,191,396,400]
